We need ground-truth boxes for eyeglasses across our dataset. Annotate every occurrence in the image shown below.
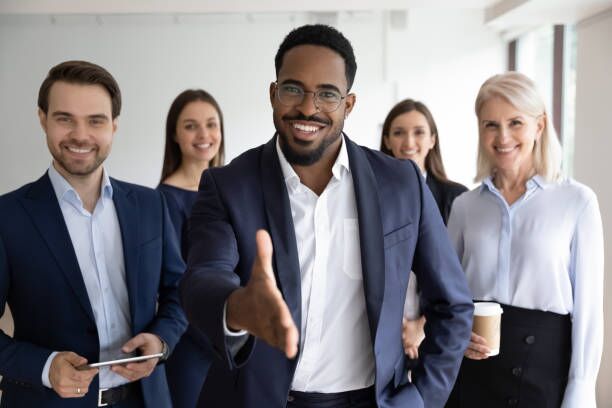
[275,82,346,113]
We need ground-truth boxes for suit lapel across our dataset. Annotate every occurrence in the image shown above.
[345,137,385,343]
[111,179,139,328]
[260,137,302,333]
[21,173,95,322]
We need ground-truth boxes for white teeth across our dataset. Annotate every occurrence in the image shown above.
[401,150,417,155]
[67,146,93,153]
[293,123,319,132]
[496,146,515,153]
[195,143,211,148]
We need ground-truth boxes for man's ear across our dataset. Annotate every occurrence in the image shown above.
[112,117,118,134]
[344,93,356,117]
[37,108,47,132]
[269,82,277,107]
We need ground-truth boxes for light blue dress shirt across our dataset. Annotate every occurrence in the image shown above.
[42,164,133,389]
[448,175,603,408]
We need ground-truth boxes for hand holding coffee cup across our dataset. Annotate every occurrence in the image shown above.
[465,302,503,360]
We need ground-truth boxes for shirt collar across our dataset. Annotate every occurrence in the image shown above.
[480,174,548,194]
[275,134,350,193]
[48,163,113,208]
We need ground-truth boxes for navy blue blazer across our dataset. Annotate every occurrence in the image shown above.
[0,173,187,408]
[181,136,473,408]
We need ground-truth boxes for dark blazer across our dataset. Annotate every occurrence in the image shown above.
[157,184,214,408]
[181,136,474,408]
[0,173,187,408]
[425,174,468,225]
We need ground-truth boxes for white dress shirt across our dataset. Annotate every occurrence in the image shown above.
[403,172,427,320]
[276,137,375,392]
[43,164,133,389]
[447,175,603,408]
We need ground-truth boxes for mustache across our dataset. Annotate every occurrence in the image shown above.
[282,113,331,126]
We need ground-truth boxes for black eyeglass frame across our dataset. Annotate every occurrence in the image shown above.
[274,82,347,113]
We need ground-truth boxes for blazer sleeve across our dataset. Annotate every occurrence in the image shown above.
[409,164,474,407]
[0,234,53,387]
[180,170,254,369]
[145,192,188,352]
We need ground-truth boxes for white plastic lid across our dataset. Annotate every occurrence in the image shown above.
[473,302,503,316]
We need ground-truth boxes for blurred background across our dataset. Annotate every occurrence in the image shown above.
[1,0,611,404]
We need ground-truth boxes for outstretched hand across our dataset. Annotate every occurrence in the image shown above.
[226,230,299,358]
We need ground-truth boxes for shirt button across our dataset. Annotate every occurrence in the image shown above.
[511,367,522,377]
[524,335,536,345]
[507,397,519,406]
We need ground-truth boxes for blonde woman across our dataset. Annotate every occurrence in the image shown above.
[446,72,603,407]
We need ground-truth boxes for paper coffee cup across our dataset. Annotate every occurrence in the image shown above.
[472,302,503,356]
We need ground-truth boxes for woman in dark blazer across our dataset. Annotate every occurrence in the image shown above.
[380,98,467,361]
[380,98,467,224]
[157,89,225,408]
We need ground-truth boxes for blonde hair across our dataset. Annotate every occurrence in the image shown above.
[474,72,562,183]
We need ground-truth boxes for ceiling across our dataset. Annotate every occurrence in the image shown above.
[1,0,611,34]
[0,0,501,14]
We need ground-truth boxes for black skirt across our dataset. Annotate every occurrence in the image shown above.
[446,303,571,408]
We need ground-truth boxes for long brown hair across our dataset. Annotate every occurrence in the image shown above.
[379,98,448,182]
[160,89,225,183]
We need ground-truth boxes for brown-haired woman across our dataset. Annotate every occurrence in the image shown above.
[157,89,224,408]
[380,98,467,361]
[380,98,467,223]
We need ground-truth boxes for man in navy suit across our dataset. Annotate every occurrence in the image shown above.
[0,61,187,407]
[182,25,473,408]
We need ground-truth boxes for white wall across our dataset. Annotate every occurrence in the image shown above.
[0,9,504,193]
[0,6,506,383]
[574,7,612,407]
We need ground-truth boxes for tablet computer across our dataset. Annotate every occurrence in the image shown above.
[76,353,163,370]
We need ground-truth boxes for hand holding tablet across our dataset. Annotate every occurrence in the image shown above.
[76,353,163,371]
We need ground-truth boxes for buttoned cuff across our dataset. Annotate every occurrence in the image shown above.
[41,351,59,388]
[223,301,248,337]
[561,378,597,408]
[223,301,249,358]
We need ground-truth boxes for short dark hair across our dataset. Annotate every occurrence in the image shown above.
[275,24,357,90]
[160,89,225,183]
[380,99,449,182]
[38,60,121,119]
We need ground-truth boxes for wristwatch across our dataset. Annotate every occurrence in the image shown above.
[157,336,170,362]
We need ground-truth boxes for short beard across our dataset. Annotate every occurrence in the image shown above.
[52,152,105,177]
[275,113,342,166]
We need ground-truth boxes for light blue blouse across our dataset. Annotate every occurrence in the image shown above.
[448,175,603,408]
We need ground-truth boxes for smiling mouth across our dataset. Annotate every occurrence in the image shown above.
[286,121,326,144]
[400,149,418,156]
[292,123,320,133]
[194,143,212,149]
[66,146,94,154]
[495,146,518,153]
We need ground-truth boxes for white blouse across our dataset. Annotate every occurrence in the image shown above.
[447,175,604,408]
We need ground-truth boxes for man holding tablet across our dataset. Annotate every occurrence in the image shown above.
[0,61,187,407]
